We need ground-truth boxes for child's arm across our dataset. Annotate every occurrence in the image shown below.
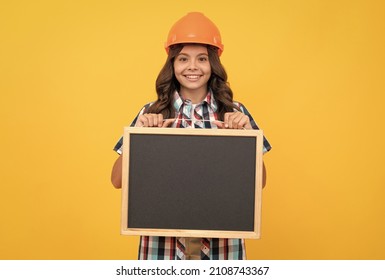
[111,154,122,189]
[263,162,267,188]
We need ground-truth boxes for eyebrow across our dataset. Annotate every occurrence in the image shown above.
[177,52,209,56]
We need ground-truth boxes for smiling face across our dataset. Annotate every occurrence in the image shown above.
[173,44,211,103]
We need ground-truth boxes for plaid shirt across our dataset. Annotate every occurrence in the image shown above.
[113,91,271,260]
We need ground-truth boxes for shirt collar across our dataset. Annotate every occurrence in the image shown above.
[173,90,218,112]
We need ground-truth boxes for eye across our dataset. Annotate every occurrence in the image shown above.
[177,56,188,62]
[198,56,208,62]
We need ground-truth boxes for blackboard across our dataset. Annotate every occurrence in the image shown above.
[121,127,264,239]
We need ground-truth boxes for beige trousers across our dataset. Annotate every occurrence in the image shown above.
[184,237,201,260]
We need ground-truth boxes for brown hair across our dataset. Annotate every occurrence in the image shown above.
[146,44,239,120]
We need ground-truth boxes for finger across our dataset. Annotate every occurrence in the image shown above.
[227,112,240,129]
[238,115,252,129]
[224,113,232,128]
[162,118,175,127]
[152,114,158,127]
[236,115,247,129]
[137,115,148,127]
[146,114,154,127]
[212,121,225,129]
[134,117,143,127]
[244,122,252,129]
[232,112,244,129]
[157,114,163,127]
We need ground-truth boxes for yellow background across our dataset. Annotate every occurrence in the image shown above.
[1,0,384,259]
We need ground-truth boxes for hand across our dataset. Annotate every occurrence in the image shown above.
[135,113,175,128]
[214,111,252,129]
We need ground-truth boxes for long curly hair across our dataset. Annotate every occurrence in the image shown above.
[145,44,239,120]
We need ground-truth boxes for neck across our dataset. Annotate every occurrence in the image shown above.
[180,88,207,104]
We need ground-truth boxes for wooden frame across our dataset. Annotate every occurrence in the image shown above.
[121,127,264,239]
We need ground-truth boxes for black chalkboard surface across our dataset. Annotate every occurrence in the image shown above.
[121,127,264,239]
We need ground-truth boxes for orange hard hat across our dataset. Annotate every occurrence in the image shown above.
[165,12,224,56]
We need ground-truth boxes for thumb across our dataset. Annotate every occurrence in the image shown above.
[213,121,225,129]
[162,118,175,127]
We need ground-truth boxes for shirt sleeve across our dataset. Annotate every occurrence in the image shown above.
[112,103,151,155]
[237,102,272,154]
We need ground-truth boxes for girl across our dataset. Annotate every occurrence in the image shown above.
[111,12,271,260]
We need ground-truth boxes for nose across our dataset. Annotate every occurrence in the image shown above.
[187,58,198,70]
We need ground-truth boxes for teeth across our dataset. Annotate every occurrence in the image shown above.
[185,75,200,79]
